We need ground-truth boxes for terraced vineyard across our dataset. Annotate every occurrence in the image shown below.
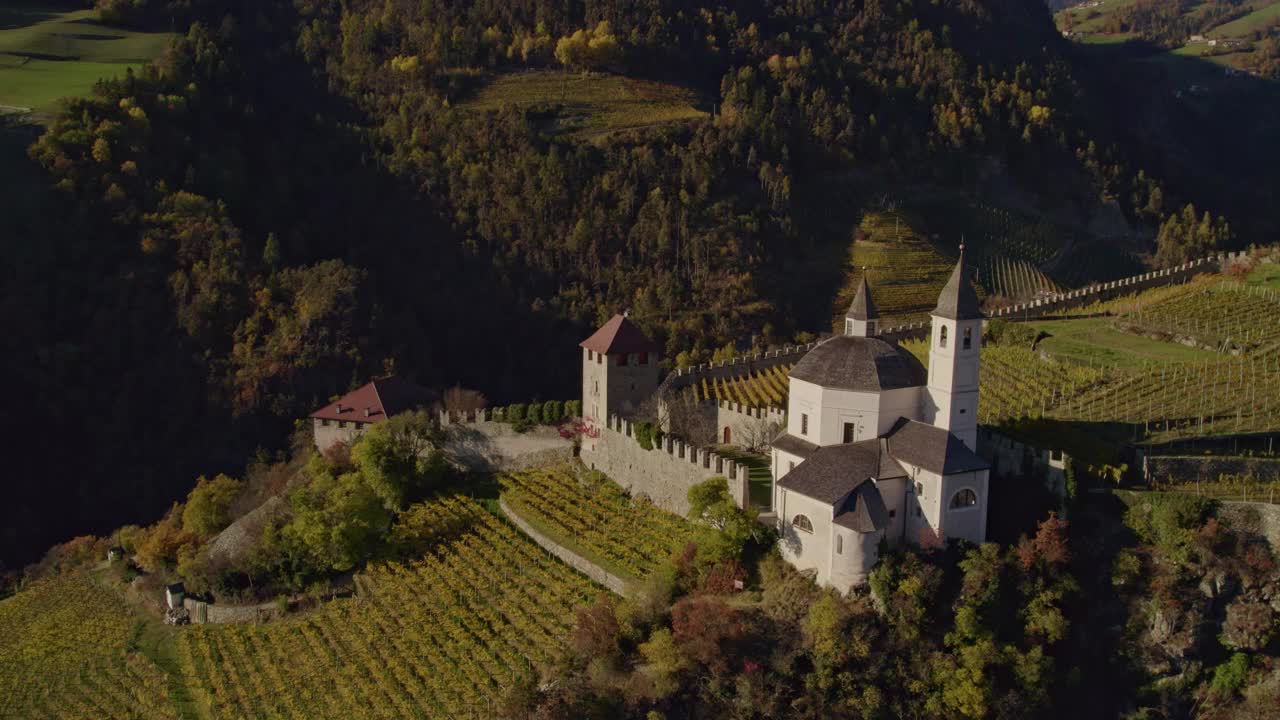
[835,210,957,324]
[0,573,179,720]
[1054,356,1280,441]
[959,203,1067,267]
[980,256,1061,302]
[903,336,1280,441]
[901,340,1109,425]
[1118,281,1280,353]
[500,467,696,580]
[179,495,599,720]
[686,364,792,409]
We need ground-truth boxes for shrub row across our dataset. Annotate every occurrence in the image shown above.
[497,400,581,426]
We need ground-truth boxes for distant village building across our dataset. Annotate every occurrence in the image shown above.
[310,377,437,452]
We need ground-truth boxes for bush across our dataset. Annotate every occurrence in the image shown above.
[543,401,563,423]
[526,403,543,425]
[566,400,582,418]
[635,422,656,450]
[1210,653,1251,695]
[1123,493,1217,562]
[985,319,1042,348]
[506,403,526,423]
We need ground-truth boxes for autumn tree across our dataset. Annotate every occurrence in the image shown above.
[351,410,446,512]
[182,474,244,537]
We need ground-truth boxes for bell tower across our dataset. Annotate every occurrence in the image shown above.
[925,249,982,451]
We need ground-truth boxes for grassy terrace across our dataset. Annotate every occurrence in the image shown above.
[460,70,707,139]
[712,446,773,509]
[1026,317,1219,368]
[0,3,172,117]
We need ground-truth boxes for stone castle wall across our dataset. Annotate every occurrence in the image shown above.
[581,415,750,516]
[659,342,818,396]
[874,249,1258,341]
[716,401,787,448]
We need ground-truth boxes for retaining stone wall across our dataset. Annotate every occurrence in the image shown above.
[581,415,749,516]
[1144,455,1280,484]
[183,597,280,624]
[1218,502,1280,550]
[499,498,630,596]
[440,420,573,472]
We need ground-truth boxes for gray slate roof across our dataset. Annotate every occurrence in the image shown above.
[789,335,927,392]
[846,277,878,321]
[777,439,906,505]
[833,479,891,532]
[885,419,989,475]
[772,432,819,459]
[933,256,983,320]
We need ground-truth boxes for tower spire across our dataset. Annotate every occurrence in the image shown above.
[933,248,981,321]
[845,271,879,337]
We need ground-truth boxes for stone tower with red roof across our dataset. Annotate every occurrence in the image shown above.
[580,314,661,439]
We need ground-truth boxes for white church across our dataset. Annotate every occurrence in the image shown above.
[771,255,990,592]
[578,253,990,594]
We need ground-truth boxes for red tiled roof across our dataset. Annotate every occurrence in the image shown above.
[309,377,437,424]
[580,314,660,355]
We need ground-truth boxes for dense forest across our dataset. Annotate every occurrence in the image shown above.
[1,0,1274,570]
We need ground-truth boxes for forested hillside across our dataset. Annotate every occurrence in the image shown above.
[0,0,1265,569]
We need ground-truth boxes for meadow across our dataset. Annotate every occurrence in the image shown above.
[1209,1,1280,38]
[460,70,707,139]
[0,3,172,116]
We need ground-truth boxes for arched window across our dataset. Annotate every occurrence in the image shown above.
[940,326,949,348]
[792,514,814,533]
[836,535,843,554]
[949,488,979,510]
[963,327,973,350]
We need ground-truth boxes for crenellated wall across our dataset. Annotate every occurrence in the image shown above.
[580,414,751,516]
[870,249,1260,342]
[659,342,818,397]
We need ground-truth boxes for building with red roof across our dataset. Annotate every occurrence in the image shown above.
[310,377,437,451]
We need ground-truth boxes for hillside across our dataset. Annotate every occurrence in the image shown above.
[0,0,1273,575]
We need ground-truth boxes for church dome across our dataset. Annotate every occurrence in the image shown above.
[789,335,926,392]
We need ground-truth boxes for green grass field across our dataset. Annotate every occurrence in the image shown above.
[460,70,708,138]
[1209,2,1280,38]
[1244,262,1280,289]
[1056,0,1141,34]
[1027,317,1220,367]
[0,3,172,116]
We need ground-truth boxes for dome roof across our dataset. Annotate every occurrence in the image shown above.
[789,335,926,392]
